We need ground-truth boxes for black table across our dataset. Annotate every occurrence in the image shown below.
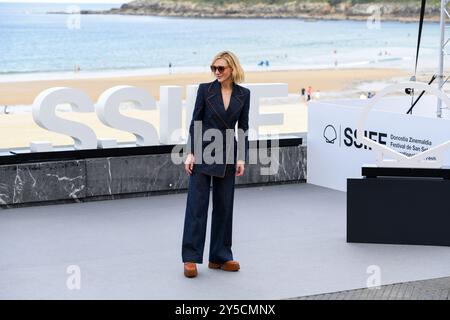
[347,166,450,246]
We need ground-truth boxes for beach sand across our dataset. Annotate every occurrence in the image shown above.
[0,68,408,106]
[0,68,409,149]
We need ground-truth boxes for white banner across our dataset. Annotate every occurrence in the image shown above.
[308,96,450,191]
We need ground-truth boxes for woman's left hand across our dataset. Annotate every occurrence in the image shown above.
[236,161,245,177]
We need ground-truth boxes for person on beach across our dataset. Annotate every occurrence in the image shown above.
[182,50,250,278]
[307,86,312,101]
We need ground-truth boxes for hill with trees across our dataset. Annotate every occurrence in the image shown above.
[80,0,443,22]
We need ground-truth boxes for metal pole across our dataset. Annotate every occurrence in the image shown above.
[437,0,446,118]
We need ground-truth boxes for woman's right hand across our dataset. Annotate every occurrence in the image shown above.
[184,153,195,175]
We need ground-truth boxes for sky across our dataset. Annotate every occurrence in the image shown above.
[0,0,133,3]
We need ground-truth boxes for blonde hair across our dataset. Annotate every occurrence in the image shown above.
[211,50,245,84]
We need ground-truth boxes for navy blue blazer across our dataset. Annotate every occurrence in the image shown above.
[187,79,250,177]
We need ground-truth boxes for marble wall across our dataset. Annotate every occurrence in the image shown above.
[0,144,306,208]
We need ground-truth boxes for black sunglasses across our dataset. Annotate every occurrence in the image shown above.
[210,65,229,73]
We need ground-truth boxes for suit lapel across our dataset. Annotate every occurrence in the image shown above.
[206,79,245,129]
[228,82,245,118]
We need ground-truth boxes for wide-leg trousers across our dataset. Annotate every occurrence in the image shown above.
[182,164,236,264]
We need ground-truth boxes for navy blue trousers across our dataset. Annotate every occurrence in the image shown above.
[182,164,236,264]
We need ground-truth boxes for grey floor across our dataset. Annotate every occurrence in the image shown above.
[1,183,450,300]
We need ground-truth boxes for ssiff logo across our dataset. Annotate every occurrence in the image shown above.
[323,125,337,144]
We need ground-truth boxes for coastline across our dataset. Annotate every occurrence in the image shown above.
[0,59,412,83]
[73,12,442,24]
[70,0,442,23]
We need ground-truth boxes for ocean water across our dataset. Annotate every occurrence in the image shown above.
[0,2,444,81]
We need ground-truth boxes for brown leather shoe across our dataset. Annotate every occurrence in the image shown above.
[184,262,198,278]
[208,260,240,271]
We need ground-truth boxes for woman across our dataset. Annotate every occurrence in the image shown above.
[182,51,250,278]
